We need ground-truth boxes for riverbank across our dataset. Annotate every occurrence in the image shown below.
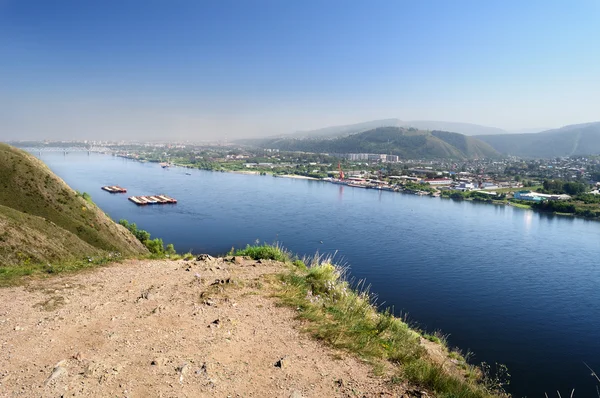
[274,174,321,180]
[0,251,507,397]
[170,157,599,222]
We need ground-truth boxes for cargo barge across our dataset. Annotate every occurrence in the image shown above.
[128,194,177,205]
[101,185,127,193]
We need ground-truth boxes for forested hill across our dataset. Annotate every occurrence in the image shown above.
[0,143,148,266]
[242,127,500,159]
[288,119,508,138]
[476,122,600,158]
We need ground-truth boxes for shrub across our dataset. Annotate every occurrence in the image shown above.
[119,219,175,256]
[232,243,290,262]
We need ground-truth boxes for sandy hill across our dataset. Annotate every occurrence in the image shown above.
[0,143,147,266]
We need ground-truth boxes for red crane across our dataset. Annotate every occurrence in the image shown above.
[338,162,345,180]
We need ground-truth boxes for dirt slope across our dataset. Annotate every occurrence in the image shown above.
[0,257,419,398]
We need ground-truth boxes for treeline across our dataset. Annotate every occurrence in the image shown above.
[441,190,506,201]
[531,201,600,218]
[119,219,176,255]
[541,180,589,195]
[528,180,600,218]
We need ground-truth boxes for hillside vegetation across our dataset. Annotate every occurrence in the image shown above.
[0,143,147,267]
[287,119,507,139]
[247,127,500,159]
[476,122,600,158]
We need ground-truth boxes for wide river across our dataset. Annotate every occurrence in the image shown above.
[36,152,600,397]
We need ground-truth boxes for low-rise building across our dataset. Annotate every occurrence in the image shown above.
[513,191,571,201]
[455,182,477,191]
[424,178,453,186]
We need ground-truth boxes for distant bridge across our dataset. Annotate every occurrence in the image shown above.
[19,146,113,154]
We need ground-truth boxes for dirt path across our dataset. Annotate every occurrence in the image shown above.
[0,257,412,397]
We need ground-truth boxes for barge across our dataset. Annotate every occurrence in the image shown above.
[128,194,177,205]
[101,185,127,193]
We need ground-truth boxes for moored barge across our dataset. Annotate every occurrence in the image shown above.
[101,185,127,193]
[128,194,177,205]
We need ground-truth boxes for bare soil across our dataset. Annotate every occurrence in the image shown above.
[0,257,419,397]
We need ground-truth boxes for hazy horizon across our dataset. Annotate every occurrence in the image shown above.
[1,1,599,141]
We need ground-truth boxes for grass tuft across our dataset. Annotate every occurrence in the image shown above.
[231,242,291,262]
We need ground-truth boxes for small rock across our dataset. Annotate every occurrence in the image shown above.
[196,254,214,261]
[209,319,220,328]
[200,362,208,374]
[405,389,430,398]
[290,390,303,398]
[177,363,189,383]
[44,364,67,386]
[14,326,22,331]
[138,287,156,301]
[151,357,166,366]
[274,356,289,369]
[233,256,243,265]
[211,278,233,286]
[112,364,123,375]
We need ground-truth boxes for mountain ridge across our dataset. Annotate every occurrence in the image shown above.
[475,122,600,158]
[290,118,508,138]
[243,126,499,159]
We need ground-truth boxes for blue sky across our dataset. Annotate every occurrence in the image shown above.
[1,0,599,140]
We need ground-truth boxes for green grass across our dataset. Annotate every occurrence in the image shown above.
[230,242,291,262]
[423,331,446,345]
[0,247,190,287]
[508,201,532,209]
[255,248,510,398]
[494,185,542,194]
[0,255,120,287]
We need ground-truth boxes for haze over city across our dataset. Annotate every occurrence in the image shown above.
[1,0,599,141]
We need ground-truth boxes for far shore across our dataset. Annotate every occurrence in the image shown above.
[140,158,599,222]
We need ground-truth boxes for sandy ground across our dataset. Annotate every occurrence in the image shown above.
[0,257,420,398]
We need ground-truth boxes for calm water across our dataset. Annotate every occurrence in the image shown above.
[37,152,600,397]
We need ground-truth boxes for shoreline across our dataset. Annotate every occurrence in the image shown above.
[121,156,600,223]
[273,174,321,180]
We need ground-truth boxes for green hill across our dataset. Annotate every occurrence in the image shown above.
[247,127,499,159]
[476,122,600,158]
[0,143,148,266]
[285,119,508,139]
